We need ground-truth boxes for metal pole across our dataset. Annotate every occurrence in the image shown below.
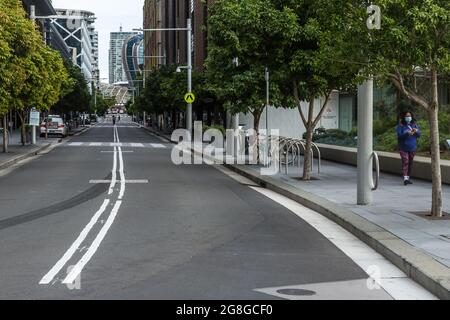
[186,19,193,133]
[265,67,269,133]
[357,77,374,205]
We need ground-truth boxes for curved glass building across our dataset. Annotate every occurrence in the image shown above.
[122,34,144,88]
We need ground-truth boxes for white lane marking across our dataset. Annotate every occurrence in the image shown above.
[89,179,148,184]
[115,125,126,200]
[66,142,166,149]
[108,147,117,195]
[62,200,123,285]
[248,187,437,300]
[39,199,110,285]
[131,143,144,148]
[109,143,123,147]
[101,150,134,153]
[118,146,126,200]
[150,143,166,149]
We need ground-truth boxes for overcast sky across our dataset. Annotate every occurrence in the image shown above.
[52,0,145,83]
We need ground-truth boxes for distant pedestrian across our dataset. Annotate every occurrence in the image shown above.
[397,111,421,185]
[112,115,116,126]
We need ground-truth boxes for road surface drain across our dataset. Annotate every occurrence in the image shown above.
[276,289,316,296]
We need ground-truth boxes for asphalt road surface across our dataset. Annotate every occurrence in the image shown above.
[0,116,436,300]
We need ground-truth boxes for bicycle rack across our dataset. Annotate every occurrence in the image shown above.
[371,152,380,191]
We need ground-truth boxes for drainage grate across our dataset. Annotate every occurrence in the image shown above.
[276,289,317,296]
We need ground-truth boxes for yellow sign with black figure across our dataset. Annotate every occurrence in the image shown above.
[184,92,196,104]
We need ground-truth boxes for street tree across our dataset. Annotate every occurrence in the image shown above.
[206,0,297,161]
[276,0,361,180]
[326,0,450,217]
[0,0,70,145]
[53,60,90,120]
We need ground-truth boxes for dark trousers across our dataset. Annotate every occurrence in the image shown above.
[399,151,416,177]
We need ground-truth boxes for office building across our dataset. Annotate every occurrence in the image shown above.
[109,27,139,84]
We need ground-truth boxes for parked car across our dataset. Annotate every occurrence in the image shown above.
[40,116,68,138]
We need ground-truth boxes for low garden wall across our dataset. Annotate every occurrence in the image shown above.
[316,143,450,185]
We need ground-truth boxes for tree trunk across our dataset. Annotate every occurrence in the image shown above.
[17,110,26,146]
[2,115,8,153]
[303,126,314,180]
[429,108,443,217]
[302,98,316,180]
[429,67,443,218]
[253,111,262,164]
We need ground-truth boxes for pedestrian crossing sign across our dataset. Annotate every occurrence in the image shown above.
[184,92,196,104]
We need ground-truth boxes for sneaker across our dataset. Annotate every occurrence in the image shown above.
[404,180,413,186]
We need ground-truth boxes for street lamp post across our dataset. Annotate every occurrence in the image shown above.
[357,5,382,205]
[134,18,193,132]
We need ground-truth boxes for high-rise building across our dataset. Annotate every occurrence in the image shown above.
[143,0,213,72]
[109,28,139,84]
[122,34,145,87]
[21,0,72,60]
[53,9,99,91]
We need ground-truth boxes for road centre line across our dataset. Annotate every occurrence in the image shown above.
[63,200,123,285]
[39,199,110,285]
[118,146,126,200]
[41,124,128,286]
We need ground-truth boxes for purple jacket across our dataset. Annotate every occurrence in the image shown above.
[397,123,421,152]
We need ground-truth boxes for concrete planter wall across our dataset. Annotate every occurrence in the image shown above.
[316,143,450,185]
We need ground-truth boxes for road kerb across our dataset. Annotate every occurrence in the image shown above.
[0,143,52,171]
[224,164,450,300]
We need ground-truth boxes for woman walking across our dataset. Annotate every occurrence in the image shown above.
[397,111,421,185]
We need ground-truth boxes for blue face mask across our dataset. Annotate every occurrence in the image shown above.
[405,117,412,124]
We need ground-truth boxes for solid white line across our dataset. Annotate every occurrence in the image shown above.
[39,199,110,285]
[118,146,126,200]
[62,200,123,284]
[69,142,83,146]
[248,187,437,300]
[108,147,117,195]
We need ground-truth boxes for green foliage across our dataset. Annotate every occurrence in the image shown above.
[375,116,450,153]
[53,60,90,117]
[0,0,70,117]
[206,0,297,121]
[134,65,214,117]
[94,95,116,116]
